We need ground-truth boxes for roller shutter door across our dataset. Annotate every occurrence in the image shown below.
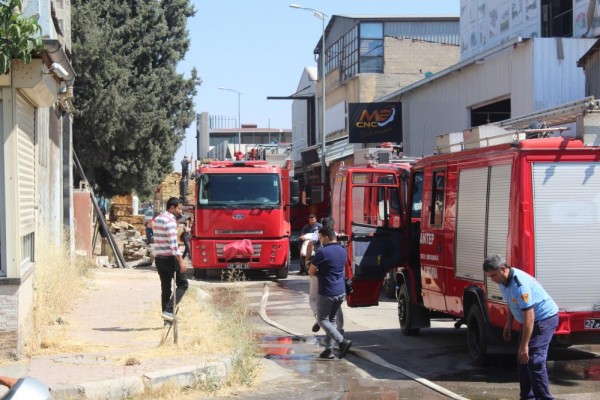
[533,162,600,311]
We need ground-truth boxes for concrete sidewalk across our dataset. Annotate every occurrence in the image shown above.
[0,266,232,399]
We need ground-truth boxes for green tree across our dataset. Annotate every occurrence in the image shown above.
[71,0,201,197]
[0,0,43,74]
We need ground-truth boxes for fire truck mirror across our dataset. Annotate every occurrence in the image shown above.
[290,180,300,206]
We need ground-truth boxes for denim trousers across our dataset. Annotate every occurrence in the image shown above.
[316,293,346,350]
[518,314,558,400]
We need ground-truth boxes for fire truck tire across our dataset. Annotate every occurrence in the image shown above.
[382,270,397,299]
[466,304,489,366]
[275,250,290,279]
[398,284,420,336]
[193,269,207,280]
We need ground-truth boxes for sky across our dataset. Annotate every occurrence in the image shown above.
[173,0,460,170]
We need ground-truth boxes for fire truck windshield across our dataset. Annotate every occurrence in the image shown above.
[198,173,281,207]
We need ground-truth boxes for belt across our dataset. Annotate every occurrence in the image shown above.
[155,255,175,259]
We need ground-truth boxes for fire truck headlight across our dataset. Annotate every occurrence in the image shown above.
[203,258,207,263]
[270,258,275,263]
[202,251,207,256]
[271,245,277,250]
[271,252,276,257]
[200,245,206,250]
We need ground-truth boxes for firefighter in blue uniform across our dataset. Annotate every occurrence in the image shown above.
[483,254,559,400]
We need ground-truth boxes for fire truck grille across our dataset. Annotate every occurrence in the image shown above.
[215,243,262,262]
[214,230,264,235]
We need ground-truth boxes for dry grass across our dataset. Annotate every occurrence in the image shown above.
[126,270,261,399]
[25,238,94,356]
[8,234,260,397]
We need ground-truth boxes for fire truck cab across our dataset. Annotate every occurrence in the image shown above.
[191,144,299,279]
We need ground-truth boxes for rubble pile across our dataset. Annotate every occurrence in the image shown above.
[108,222,154,264]
[109,194,145,234]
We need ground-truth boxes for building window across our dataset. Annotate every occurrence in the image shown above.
[359,22,383,73]
[22,232,35,265]
[341,26,359,81]
[541,0,572,37]
[471,98,511,127]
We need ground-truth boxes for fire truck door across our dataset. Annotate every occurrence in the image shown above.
[420,168,447,311]
[346,185,404,307]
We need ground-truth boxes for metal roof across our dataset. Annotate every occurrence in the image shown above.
[314,14,460,54]
[577,38,600,67]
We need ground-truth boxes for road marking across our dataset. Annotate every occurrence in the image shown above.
[259,282,470,400]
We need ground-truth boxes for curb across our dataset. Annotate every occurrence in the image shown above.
[51,358,232,400]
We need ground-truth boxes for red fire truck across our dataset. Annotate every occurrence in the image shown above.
[344,98,600,364]
[190,145,298,279]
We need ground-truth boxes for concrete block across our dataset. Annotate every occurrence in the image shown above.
[77,376,145,400]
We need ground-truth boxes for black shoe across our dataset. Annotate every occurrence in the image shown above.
[339,339,352,358]
[319,349,335,359]
[312,322,321,333]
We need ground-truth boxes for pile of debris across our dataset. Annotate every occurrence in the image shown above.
[107,221,153,264]
[109,194,145,235]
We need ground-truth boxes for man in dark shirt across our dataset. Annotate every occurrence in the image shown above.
[308,226,352,359]
[299,214,322,275]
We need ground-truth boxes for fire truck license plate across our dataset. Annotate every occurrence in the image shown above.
[584,319,600,329]
[227,263,249,270]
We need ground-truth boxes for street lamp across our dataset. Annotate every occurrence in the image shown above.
[218,86,242,154]
[290,4,328,184]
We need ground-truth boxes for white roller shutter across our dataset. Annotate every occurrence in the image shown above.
[533,162,600,311]
[486,164,512,302]
[17,94,35,235]
[455,167,488,281]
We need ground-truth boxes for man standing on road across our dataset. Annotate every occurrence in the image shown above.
[153,197,189,323]
[483,254,559,400]
[308,226,352,359]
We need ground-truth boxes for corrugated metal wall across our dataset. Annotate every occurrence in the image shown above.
[401,38,593,158]
[584,49,600,98]
[325,16,460,50]
[384,20,459,45]
[402,43,533,157]
[532,38,596,110]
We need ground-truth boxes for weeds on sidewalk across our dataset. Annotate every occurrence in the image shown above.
[26,239,94,355]
[128,270,260,399]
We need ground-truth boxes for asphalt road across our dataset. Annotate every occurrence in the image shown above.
[194,260,600,400]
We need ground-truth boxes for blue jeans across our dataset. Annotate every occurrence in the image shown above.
[316,293,345,350]
[518,314,558,400]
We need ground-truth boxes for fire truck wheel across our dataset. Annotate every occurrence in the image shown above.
[275,250,290,279]
[382,270,397,299]
[398,284,420,336]
[193,269,207,280]
[466,304,489,366]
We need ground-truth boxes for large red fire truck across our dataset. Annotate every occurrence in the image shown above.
[342,98,600,364]
[190,145,298,279]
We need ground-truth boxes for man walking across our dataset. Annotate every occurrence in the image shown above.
[308,226,352,359]
[483,254,559,400]
[153,197,189,322]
